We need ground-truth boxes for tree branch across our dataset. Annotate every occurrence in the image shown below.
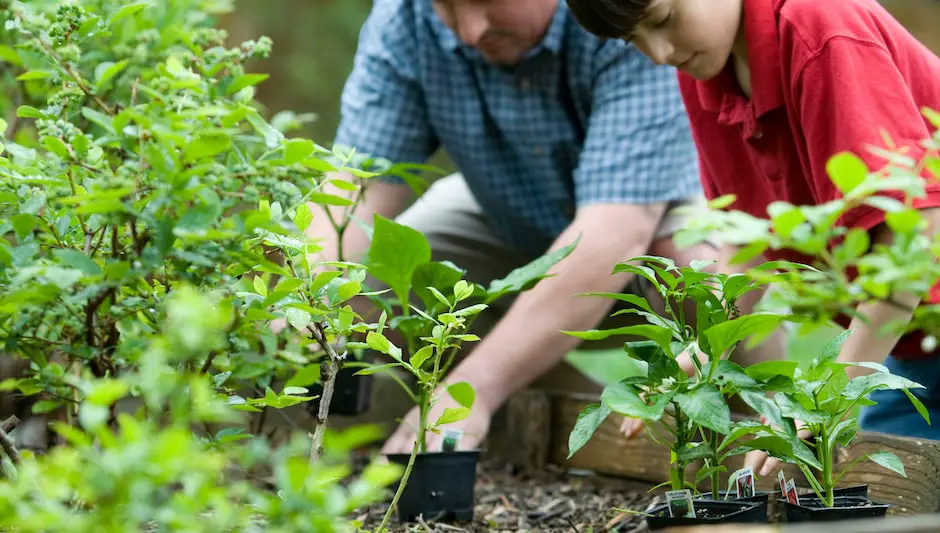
[308,321,346,465]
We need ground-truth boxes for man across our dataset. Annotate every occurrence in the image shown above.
[308,0,721,455]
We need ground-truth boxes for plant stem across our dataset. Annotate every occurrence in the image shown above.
[710,430,721,498]
[308,321,345,465]
[670,402,686,490]
[820,428,833,507]
[376,414,426,533]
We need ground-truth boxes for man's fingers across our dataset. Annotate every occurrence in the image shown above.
[743,449,768,474]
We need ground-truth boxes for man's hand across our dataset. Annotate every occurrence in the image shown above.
[380,384,493,454]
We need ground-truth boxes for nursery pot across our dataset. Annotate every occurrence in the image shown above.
[305,355,373,417]
[385,449,480,522]
[646,499,767,530]
[784,494,889,523]
[698,489,771,506]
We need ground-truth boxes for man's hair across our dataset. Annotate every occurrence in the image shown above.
[565,0,653,40]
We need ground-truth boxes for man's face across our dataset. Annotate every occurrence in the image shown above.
[628,0,743,80]
[432,0,560,65]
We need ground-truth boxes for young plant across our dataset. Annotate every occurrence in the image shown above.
[338,214,577,529]
[735,329,928,508]
[564,256,788,497]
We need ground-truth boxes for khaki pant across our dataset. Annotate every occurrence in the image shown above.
[375,173,710,395]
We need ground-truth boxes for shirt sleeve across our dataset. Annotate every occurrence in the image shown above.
[792,36,940,232]
[332,1,439,180]
[573,43,702,207]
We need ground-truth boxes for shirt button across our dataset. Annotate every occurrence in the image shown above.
[534,146,543,154]
[754,130,763,139]
[519,78,531,90]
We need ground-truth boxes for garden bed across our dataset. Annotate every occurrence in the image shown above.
[353,455,658,532]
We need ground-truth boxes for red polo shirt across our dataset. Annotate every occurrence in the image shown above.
[679,0,940,358]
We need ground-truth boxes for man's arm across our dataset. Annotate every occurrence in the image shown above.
[446,201,666,411]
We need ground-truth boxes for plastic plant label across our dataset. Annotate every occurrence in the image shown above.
[666,489,696,518]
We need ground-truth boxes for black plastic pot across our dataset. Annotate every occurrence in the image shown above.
[646,499,767,530]
[784,495,889,523]
[793,485,870,508]
[305,357,373,417]
[385,450,480,522]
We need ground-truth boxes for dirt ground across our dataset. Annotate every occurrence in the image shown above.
[353,456,660,532]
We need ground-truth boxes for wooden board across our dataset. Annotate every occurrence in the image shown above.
[663,512,940,532]
[490,389,940,516]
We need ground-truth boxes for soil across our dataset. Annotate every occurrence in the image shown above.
[353,455,661,532]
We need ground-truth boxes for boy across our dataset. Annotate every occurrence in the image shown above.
[565,0,940,472]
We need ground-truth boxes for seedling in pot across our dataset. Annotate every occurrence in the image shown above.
[347,215,578,529]
[735,329,928,517]
[563,256,787,526]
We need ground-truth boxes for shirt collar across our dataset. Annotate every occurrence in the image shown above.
[697,0,785,118]
[429,1,568,61]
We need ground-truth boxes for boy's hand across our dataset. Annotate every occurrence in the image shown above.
[743,415,813,476]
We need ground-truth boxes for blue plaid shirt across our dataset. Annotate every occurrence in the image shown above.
[334,0,701,254]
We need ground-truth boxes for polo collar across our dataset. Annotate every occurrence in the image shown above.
[429,0,568,60]
[697,0,785,119]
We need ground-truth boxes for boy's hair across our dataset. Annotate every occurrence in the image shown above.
[565,0,653,40]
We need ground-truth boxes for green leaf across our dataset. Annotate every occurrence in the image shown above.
[447,382,474,409]
[94,60,129,91]
[740,435,822,470]
[364,215,431,308]
[815,329,852,366]
[286,365,320,388]
[42,136,70,159]
[452,303,487,317]
[484,238,578,302]
[427,286,451,308]
[283,387,308,396]
[709,195,737,209]
[774,393,828,425]
[308,192,354,206]
[354,363,401,376]
[744,360,799,381]
[868,451,906,477]
[86,379,129,406]
[567,403,611,458]
[712,360,758,390]
[293,204,313,232]
[409,345,434,369]
[577,292,653,313]
[17,105,45,119]
[285,308,311,331]
[601,382,672,421]
[903,389,930,425]
[843,371,924,402]
[0,45,21,66]
[52,249,100,275]
[885,209,924,234]
[412,261,467,311]
[336,280,361,301]
[718,420,768,452]
[827,152,868,194]
[676,442,714,463]
[281,138,315,164]
[563,324,674,356]
[624,340,680,382]
[738,390,787,433]
[703,312,785,358]
[454,279,474,301]
[226,73,270,96]
[109,1,150,26]
[366,331,403,362]
[16,70,52,81]
[435,407,470,426]
[676,384,730,434]
[184,132,232,161]
[253,276,267,297]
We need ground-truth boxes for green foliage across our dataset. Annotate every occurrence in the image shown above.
[564,257,785,495]
[0,0,402,529]
[734,330,927,507]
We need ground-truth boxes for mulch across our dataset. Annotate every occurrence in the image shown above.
[354,457,661,532]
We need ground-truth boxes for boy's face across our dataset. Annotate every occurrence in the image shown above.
[432,0,559,65]
[629,0,743,80]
